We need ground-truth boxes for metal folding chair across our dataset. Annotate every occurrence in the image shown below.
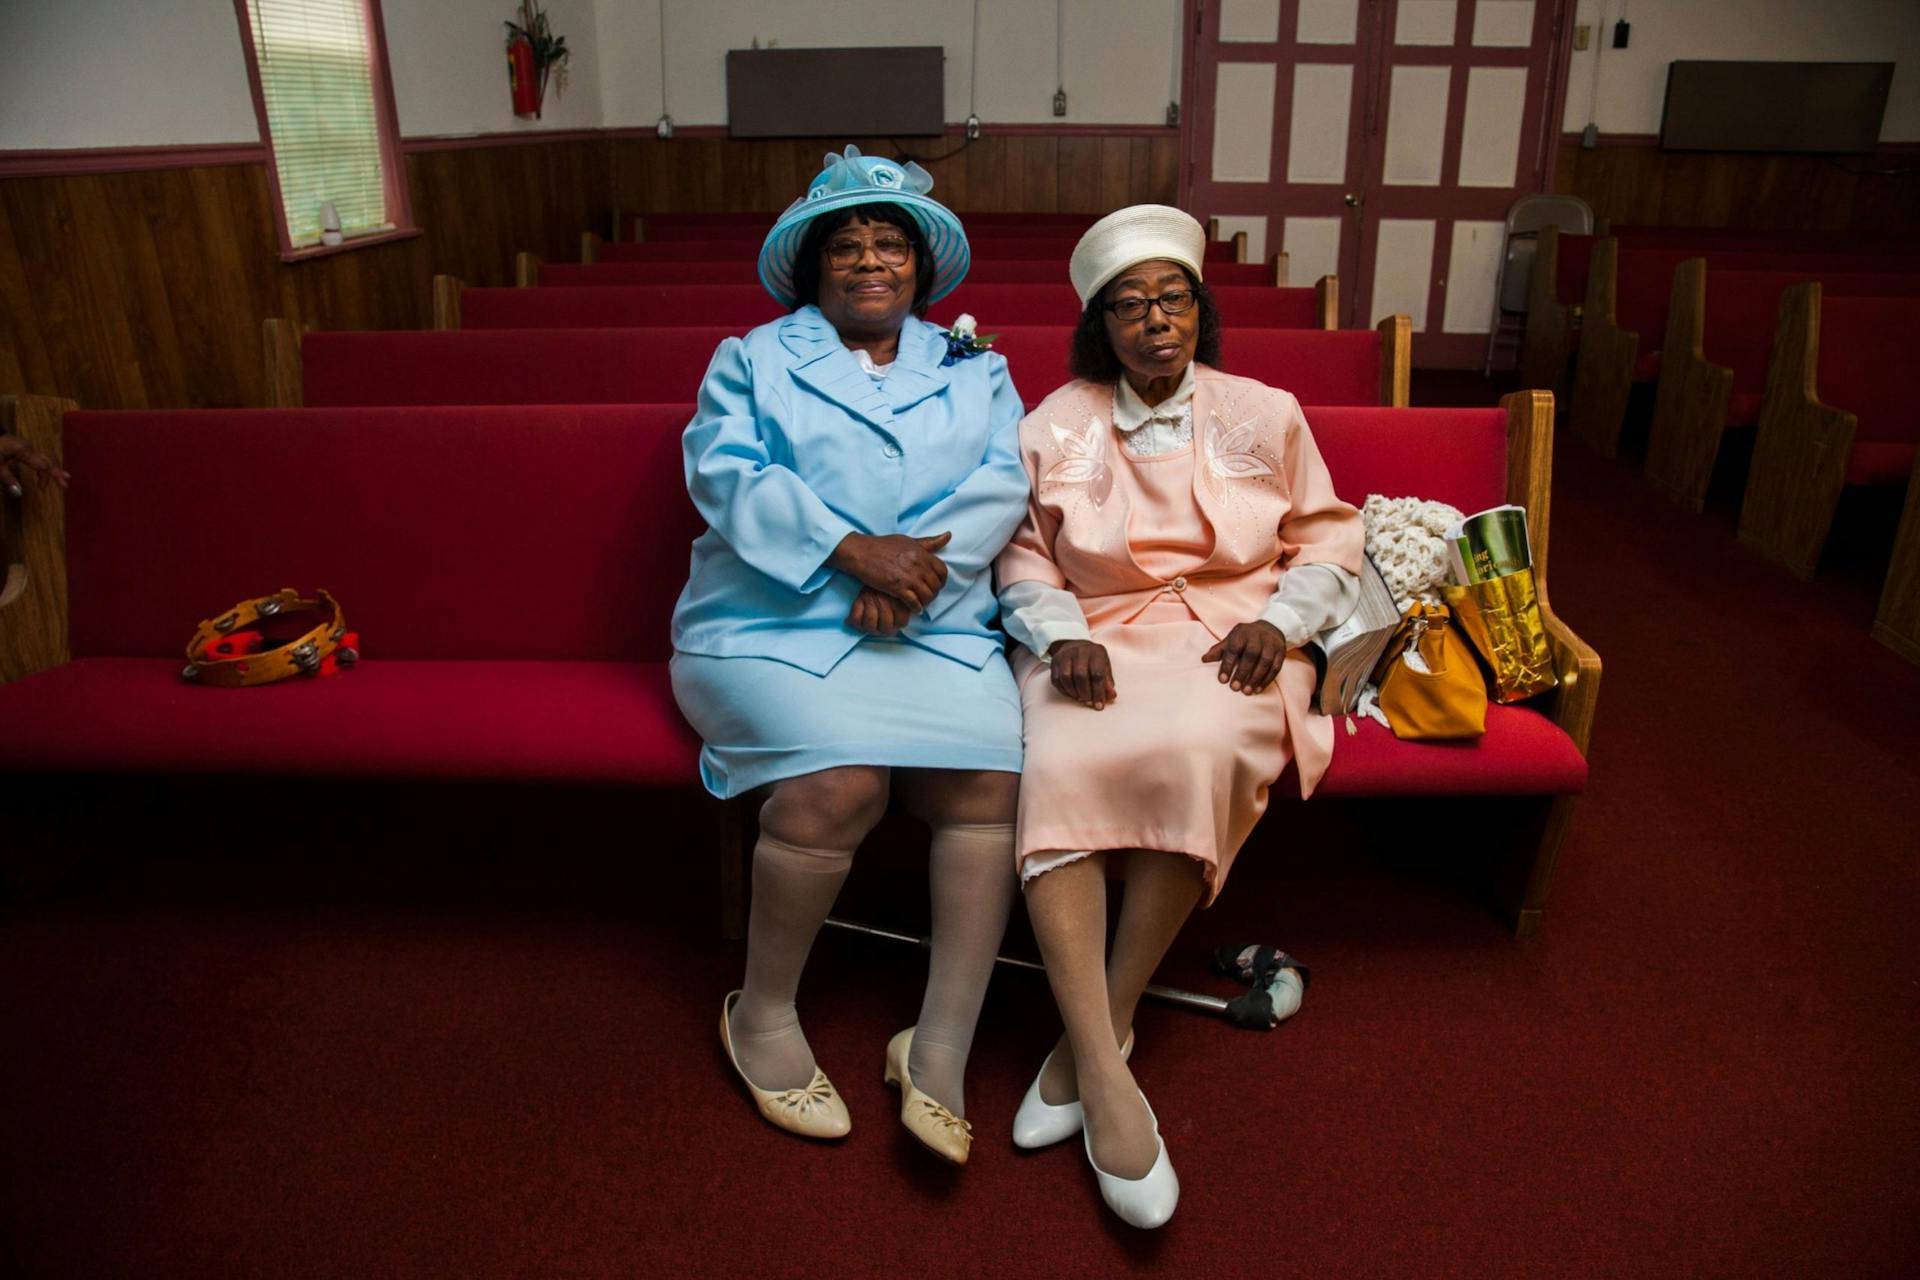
[1484,194,1593,374]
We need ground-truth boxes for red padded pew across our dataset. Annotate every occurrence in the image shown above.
[1739,288,1920,578]
[623,210,1102,241]
[1645,261,1920,510]
[0,403,705,785]
[1521,226,1919,398]
[441,282,1330,332]
[1569,238,1920,455]
[0,391,1595,934]
[282,322,1407,410]
[538,259,1287,289]
[591,236,1241,264]
[927,283,1331,331]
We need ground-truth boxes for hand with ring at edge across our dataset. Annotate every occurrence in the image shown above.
[0,436,70,499]
[1202,620,1289,695]
[1047,638,1117,710]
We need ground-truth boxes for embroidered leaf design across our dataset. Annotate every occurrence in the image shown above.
[1045,458,1104,484]
[1203,411,1275,485]
[1042,416,1112,506]
[1089,462,1114,505]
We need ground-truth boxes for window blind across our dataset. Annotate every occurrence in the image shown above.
[247,0,393,247]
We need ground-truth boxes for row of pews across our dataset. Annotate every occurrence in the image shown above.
[1521,222,1920,662]
[0,204,1603,936]
[262,212,1413,414]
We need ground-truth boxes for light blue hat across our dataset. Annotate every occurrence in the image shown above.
[758,145,971,307]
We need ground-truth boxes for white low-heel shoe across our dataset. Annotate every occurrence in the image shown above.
[1084,1092,1178,1230]
[1011,1030,1134,1150]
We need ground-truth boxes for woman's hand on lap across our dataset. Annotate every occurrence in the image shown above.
[829,531,951,608]
[1048,639,1116,709]
[846,587,916,635]
[1202,621,1288,694]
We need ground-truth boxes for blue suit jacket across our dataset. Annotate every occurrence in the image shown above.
[671,306,1029,676]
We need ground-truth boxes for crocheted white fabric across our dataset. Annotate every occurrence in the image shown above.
[1361,493,1464,611]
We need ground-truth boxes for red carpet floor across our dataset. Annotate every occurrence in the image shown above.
[5,382,1918,1278]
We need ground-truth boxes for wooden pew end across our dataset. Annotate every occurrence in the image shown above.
[261,318,304,409]
[0,395,75,684]
[431,275,464,331]
[1377,314,1411,407]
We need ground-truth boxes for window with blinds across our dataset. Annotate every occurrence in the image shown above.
[240,0,403,251]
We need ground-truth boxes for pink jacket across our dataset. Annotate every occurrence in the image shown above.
[995,366,1363,635]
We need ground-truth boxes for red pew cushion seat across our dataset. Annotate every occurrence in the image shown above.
[0,659,699,784]
[1309,707,1587,796]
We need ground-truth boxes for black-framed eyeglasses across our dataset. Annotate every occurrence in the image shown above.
[825,235,913,268]
[1101,289,1196,322]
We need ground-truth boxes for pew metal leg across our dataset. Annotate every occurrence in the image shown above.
[818,916,1231,1015]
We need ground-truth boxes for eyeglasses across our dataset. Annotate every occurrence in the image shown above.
[1101,289,1197,322]
[824,235,913,268]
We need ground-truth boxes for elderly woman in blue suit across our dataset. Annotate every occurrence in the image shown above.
[671,148,1027,1164]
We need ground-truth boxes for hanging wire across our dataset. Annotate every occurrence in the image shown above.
[1167,0,1182,122]
[1056,0,1066,95]
[969,0,982,119]
[657,0,670,118]
[1586,0,1605,128]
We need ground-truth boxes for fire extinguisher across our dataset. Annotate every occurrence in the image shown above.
[508,35,539,118]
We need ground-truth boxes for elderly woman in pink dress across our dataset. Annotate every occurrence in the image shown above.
[994,206,1364,1229]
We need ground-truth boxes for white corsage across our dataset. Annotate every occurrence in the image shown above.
[939,313,996,365]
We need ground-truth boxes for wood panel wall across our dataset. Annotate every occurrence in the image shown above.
[2,130,1177,412]
[0,139,609,411]
[1553,139,1920,235]
[610,132,1180,215]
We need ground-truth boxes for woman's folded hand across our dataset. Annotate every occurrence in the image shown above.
[846,587,916,636]
[829,531,951,609]
[1202,621,1288,694]
[1048,639,1116,710]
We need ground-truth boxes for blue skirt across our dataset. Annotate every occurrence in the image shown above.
[669,641,1025,798]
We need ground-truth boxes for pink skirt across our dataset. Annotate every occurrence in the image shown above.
[1010,599,1322,905]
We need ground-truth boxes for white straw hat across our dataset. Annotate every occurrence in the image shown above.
[1068,205,1207,306]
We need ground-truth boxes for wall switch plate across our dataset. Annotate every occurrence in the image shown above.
[1052,89,1067,116]
[1573,24,1590,51]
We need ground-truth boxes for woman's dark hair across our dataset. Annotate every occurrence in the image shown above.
[1067,266,1222,383]
[788,202,936,317]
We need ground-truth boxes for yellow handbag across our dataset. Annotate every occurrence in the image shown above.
[1370,602,1487,740]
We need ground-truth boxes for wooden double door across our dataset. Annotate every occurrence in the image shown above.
[1182,0,1573,367]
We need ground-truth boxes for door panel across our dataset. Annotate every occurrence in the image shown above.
[1183,0,1571,368]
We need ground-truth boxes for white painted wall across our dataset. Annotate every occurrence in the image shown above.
[1564,0,1920,141]
[385,0,604,137]
[0,0,260,149]
[8,0,1915,150]
[592,0,1184,129]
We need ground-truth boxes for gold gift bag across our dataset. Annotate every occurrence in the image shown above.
[1441,568,1558,704]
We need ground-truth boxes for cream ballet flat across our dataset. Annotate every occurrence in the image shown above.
[1084,1091,1179,1230]
[719,991,851,1140]
[1011,1029,1135,1150]
[883,1028,973,1165]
